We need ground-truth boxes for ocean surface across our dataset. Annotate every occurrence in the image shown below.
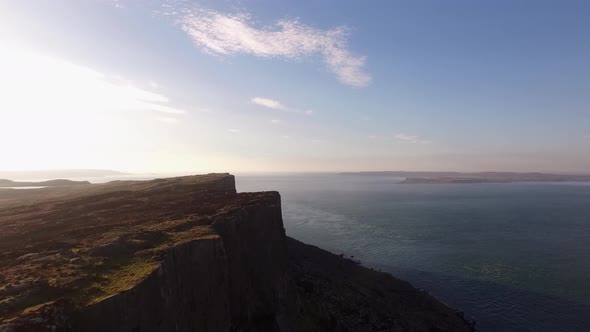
[236,174,590,332]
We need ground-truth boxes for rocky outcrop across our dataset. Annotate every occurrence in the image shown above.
[287,238,475,331]
[0,174,473,331]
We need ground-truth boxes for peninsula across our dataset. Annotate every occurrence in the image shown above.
[0,174,473,331]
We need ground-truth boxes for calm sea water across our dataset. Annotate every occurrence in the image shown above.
[236,174,590,332]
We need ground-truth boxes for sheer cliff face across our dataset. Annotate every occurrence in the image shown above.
[71,196,291,332]
[211,196,292,331]
[70,238,232,332]
[0,174,472,332]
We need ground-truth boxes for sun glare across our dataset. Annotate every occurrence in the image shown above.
[0,46,186,171]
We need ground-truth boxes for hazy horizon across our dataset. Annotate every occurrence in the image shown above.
[2,168,590,181]
[1,1,589,173]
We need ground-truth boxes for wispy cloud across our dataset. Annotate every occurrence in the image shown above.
[270,119,282,124]
[395,133,431,144]
[154,116,179,124]
[178,8,371,87]
[251,97,313,115]
[99,78,187,119]
[227,128,241,133]
[0,48,186,124]
[252,97,285,110]
[145,102,186,115]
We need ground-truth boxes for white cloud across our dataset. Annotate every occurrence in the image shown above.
[395,133,431,144]
[270,119,281,124]
[395,134,419,142]
[251,97,285,110]
[228,128,241,133]
[251,96,313,115]
[178,8,371,87]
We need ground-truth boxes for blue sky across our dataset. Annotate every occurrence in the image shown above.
[1,0,589,173]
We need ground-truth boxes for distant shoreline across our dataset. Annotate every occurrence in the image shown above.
[340,171,590,184]
[400,177,590,184]
[0,179,91,188]
[0,169,130,181]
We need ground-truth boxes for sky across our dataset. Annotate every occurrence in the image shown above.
[1,0,589,174]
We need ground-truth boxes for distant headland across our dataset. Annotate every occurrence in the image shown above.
[0,169,129,181]
[0,179,90,188]
[341,171,590,184]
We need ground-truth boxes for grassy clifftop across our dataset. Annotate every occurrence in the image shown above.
[0,174,236,321]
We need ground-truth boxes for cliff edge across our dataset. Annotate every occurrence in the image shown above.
[0,174,473,331]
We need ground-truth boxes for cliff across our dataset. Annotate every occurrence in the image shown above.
[0,174,473,331]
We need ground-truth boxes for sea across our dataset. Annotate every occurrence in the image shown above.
[236,173,590,332]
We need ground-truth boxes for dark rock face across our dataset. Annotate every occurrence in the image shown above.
[0,174,473,332]
[70,238,231,332]
[211,194,294,331]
